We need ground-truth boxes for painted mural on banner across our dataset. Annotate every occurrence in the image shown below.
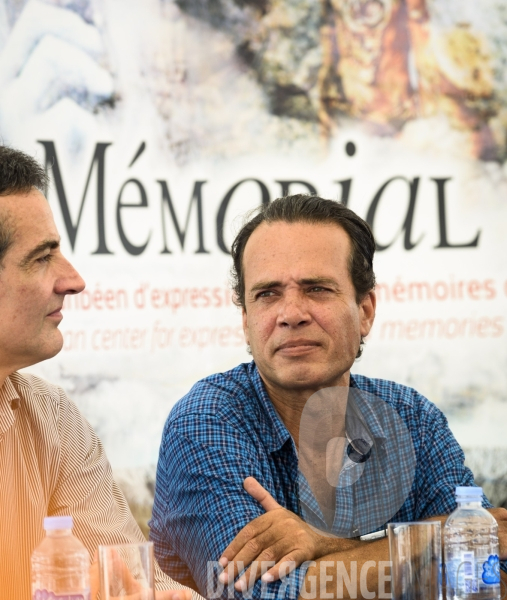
[1,0,507,527]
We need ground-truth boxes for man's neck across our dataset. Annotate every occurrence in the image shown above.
[262,372,351,525]
[0,370,12,391]
[261,372,351,448]
[0,357,32,389]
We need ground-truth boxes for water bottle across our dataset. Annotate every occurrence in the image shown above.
[444,487,501,600]
[31,515,90,600]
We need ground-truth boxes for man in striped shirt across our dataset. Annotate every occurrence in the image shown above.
[0,146,196,600]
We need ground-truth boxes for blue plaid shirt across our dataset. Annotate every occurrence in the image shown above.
[150,361,498,599]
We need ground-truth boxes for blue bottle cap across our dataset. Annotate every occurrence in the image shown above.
[455,486,483,501]
[43,516,73,530]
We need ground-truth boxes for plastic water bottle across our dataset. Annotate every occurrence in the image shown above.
[444,487,501,600]
[31,516,90,600]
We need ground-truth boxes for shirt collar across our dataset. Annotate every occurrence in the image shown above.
[249,362,293,454]
[0,375,21,437]
[349,374,387,441]
[248,365,387,455]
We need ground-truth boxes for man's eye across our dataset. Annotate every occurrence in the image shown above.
[309,286,327,292]
[37,254,52,263]
[257,290,275,298]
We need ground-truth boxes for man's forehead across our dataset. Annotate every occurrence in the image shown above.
[247,219,349,244]
[0,203,15,232]
[1,188,46,213]
[244,220,351,268]
[0,189,57,247]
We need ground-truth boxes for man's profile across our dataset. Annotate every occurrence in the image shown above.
[0,146,194,600]
[150,194,507,599]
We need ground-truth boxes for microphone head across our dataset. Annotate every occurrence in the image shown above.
[297,386,416,538]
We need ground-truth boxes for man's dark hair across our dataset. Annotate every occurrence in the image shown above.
[0,146,48,262]
[230,194,376,357]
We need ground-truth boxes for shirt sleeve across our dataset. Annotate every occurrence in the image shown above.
[150,409,307,600]
[409,398,482,518]
[407,395,507,574]
[49,388,193,594]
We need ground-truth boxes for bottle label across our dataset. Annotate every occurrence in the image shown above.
[461,551,478,593]
[33,589,90,600]
[447,552,500,594]
[481,555,501,585]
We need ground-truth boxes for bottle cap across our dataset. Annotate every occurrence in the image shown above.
[455,486,483,501]
[43,516,73,530]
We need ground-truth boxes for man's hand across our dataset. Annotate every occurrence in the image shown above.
[90,549,192,600]
[155,590,192,600]
[90,551,100,599]
[218,477,359,591]
[93,592,190,600]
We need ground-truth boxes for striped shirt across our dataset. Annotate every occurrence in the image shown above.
[0,371,196,600]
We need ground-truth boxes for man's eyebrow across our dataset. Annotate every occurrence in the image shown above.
[19,239,60,267]
[299,277,338,286]
[249,277,339,293]
[249,280,281,293]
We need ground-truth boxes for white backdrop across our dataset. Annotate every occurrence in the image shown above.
[1,0,507,515]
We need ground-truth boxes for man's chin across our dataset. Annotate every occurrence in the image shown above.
[268,359,351,391]
[269,365,334,391]
[36,333,64,364]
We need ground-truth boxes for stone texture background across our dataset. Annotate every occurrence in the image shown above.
[464,448,507,509]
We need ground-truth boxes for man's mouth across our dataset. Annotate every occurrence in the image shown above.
[276,339,321,353]
[47,307,63,318]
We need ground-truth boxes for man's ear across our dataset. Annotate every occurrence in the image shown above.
[242,307,249,346]
[359,290,376,337]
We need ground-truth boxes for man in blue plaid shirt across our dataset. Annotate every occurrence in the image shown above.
[150,195,507,599]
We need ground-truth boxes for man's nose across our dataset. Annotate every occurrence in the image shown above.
[277,290,311,327]
[56,256,86,295]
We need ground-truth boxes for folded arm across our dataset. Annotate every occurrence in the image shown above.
[150,412,312,600]
[225,480,507,599]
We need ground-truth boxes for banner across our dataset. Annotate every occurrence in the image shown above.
[1,0,506,525]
